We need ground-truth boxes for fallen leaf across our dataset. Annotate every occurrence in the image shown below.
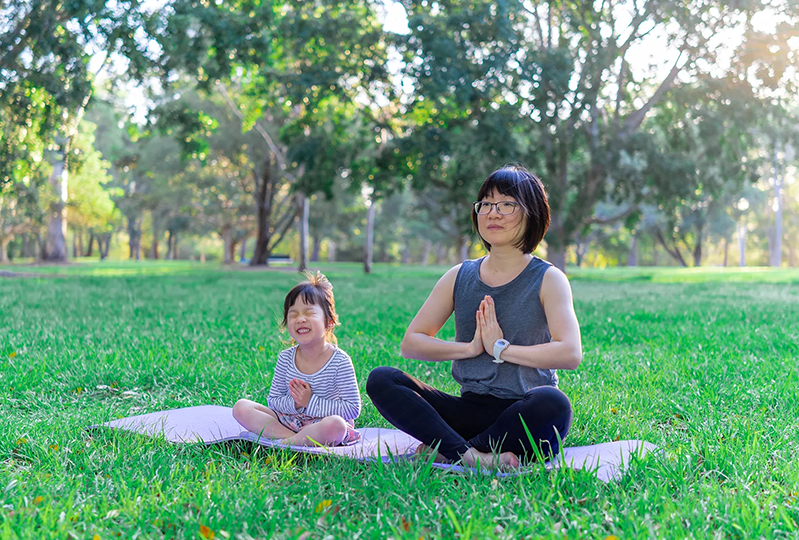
[200,524,215,539]
[401,517,411,532]
[49,444,59,451]
[93,535,101,540]
[8,352,17,358]
[605,536,619,540]
[315,500,332,513]
[33,496,43,505]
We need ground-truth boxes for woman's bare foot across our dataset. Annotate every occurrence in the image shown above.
[462,447,520,471]
[413,443,451,464]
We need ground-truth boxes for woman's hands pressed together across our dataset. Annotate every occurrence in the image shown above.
[474,295,504,357]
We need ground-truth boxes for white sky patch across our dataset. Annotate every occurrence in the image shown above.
[379,1,411,35]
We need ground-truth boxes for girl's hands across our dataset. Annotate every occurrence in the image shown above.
[477,295,504,356]
[289,378,312,409]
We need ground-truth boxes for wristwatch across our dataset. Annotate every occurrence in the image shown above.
[492,339,510,364]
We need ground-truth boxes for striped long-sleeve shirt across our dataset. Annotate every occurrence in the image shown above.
[267,346,361,421]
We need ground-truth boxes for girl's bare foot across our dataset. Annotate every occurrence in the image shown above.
[413,443,451,464]
[462,447,520,471]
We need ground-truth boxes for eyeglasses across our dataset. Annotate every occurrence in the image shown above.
[473,201,520,215]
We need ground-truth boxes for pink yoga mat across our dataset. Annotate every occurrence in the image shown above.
[95,405,657,482]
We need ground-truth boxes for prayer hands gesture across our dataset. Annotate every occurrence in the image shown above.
[289,378,312,409]
[475,295,504,357]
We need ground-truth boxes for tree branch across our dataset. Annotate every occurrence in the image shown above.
[622,51,686,136]
[216,81,296,182]
[654,228,688,266]
[583,204,638,226]
[267,206,298,252]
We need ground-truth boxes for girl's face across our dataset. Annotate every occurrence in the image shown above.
[286,297,329,346]
[476,190,526,249]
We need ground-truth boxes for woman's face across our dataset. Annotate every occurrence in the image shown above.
[475,190,526,249]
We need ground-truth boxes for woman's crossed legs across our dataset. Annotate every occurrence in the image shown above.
[366,366,572,467]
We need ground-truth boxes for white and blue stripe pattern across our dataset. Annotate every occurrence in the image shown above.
[267,346,361,421]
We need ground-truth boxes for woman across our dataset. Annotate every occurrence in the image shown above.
[366,165,582,469]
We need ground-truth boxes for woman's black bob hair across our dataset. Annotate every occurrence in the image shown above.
[471,164,551,254]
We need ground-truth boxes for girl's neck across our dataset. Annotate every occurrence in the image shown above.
[297,339,332,363]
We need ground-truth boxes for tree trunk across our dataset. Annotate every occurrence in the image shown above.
[364,201,375,274]
[102,235,111,260]
[222,228,233,264]
[151,230,159,260]
[457,235,469,262]
[627,233,638,267]
[327,240,336,263]
[692,235,703,267]
[35,232,45,260]
[166,230,174,260]
[434,243,447,265]
[770,145,783,268]
[171,232,178,260]
[421,240,432,266]
[72,229,79,258]
[43,155,69,261]
[402,245,411,264]
[127,216,141,261]
[239,236,248,262]
[547,247,567,272]
[297,193,309,272]
[85,232,94,257]
[251,164,274,266]
[0,237,10,263]
[21,234,31,259]
[737,222,746,267]
[722,237,729,267]
[311,233,322,262]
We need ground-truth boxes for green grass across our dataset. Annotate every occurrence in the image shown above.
[1,262,798,539]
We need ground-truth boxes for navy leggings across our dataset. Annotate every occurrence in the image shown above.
[366,366,573,462]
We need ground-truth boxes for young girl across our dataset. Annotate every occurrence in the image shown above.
[233,272,361,446]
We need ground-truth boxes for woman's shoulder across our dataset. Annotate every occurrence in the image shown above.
[540,264,573,300]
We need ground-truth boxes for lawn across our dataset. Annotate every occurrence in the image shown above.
[1,261,798,539]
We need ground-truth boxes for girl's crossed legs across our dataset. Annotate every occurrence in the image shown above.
[232,399,351,446]
[366,366,572,467]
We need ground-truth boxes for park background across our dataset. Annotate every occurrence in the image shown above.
[1,0,798,270]
[2,1,799,539]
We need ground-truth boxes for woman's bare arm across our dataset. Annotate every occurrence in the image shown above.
[400,265,484,362]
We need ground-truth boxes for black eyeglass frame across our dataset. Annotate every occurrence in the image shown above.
[473,200,521,215]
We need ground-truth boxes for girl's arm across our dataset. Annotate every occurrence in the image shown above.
[304,353,361,420]
[480,267,582,370]
[267,351,304,414]
[400,265,484,362]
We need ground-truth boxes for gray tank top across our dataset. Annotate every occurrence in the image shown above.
[452,256,557,399]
